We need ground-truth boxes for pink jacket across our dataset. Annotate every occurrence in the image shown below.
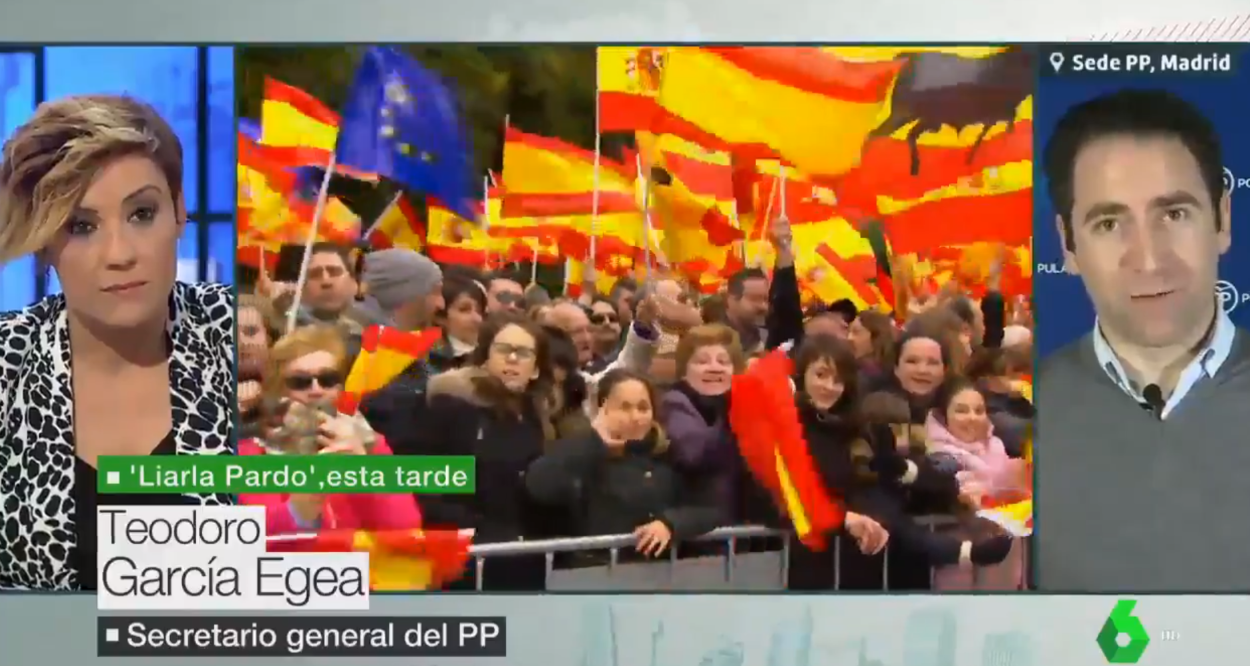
[238,436,422,543]
[924,413,1019,495]
[923,413,1025,591]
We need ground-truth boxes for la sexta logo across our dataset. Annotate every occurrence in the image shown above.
[1217,280,1245,314]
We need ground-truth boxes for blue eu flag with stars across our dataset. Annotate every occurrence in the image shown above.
[336,46,476,220]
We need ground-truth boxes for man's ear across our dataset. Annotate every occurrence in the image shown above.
[1055,214,1080,275]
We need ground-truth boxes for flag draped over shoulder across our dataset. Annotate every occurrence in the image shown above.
[337,46,477,220]
[728,349,845,549]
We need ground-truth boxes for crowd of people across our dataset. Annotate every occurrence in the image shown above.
[237,216,1036,592]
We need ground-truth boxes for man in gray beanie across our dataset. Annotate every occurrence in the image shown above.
[355,249,447,435]
[355,248,445,331]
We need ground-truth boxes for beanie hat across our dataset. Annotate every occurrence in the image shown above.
[361,249,443,312]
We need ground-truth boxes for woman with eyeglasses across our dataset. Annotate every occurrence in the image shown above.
[391,313,560,591]
[238,325,422,542]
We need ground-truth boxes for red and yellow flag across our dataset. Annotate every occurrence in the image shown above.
[336,326,443,415]
[729,349,846,549]
[597,46,669,132]
[367,196,426,252]
[260,78,339,158]
[499,127,637,217]
[656,48,902,178]
[309,529,473,591]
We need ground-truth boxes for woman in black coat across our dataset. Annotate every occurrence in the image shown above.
[391,313,560,591]
[525,368,724,562]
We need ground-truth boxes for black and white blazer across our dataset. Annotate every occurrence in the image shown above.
[0,281,235,590]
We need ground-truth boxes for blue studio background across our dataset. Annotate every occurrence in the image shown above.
[0,46,235,312]
[1033,48,1250,359]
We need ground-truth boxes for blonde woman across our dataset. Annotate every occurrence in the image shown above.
[240,325,421,538]
[0,95,233,590]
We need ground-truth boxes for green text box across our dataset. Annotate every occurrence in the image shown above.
[97,455,475,494]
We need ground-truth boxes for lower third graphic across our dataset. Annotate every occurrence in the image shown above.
[1097,600,1151,663]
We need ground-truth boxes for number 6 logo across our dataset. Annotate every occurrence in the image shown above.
[1096,599,1151,663]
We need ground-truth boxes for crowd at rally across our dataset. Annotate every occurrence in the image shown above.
[237,213,1036,593]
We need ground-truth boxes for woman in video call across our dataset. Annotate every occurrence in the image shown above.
[0,95,235,591]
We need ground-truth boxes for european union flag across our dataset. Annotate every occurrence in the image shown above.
[336,46,476,220]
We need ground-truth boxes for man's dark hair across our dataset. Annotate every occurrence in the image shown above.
[310,242,351,264]
[609,277,638,301]
[485,269,524,289]
[1043,88,1225,253]
[726,267,768,298]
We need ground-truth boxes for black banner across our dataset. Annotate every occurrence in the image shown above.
[97,616,507,657]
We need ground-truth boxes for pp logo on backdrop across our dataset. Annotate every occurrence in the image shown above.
[1216,281,1243,314]
[1226,166,1248,195]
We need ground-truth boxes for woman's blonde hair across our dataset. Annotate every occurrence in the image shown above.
[0,94,183,263]
[262,325,348,401]
[674,323,746,378]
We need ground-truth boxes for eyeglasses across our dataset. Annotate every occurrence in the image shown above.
[589,312,618,325]
[490,342,536,361]
[284,371,343,391]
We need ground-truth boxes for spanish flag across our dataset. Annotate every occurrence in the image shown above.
[259,78,378,181]
[336,325,443,416]
[729,349,845,549]
[310,528,473,591]
[260,78,339,156]
[872,97,1034,255]
[597,46,669,132]
[367,196,426,252]
[656,48,901,178]
[499,127,637,217]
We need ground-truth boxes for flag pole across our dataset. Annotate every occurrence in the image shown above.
[481,174,493,271]
[590,59,602,265]
[530,244,539,286]
[636,153,652,278]
[751,173,780,267]
[286,153,337,333]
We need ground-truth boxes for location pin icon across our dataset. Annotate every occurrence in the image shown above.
[1049,52,1065,73]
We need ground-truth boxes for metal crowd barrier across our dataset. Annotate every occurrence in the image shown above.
[269,516,1031,591]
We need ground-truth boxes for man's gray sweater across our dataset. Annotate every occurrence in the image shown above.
[1036,328,1250,592]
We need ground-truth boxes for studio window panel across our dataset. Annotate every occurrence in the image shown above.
[43,47,201,214]
[0,51,36,311]
[207,46,235,216]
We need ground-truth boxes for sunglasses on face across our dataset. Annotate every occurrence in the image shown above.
[490,342,536,361]
[284,371,343,391]
[590,312,618,325]
[495,292,523,306]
